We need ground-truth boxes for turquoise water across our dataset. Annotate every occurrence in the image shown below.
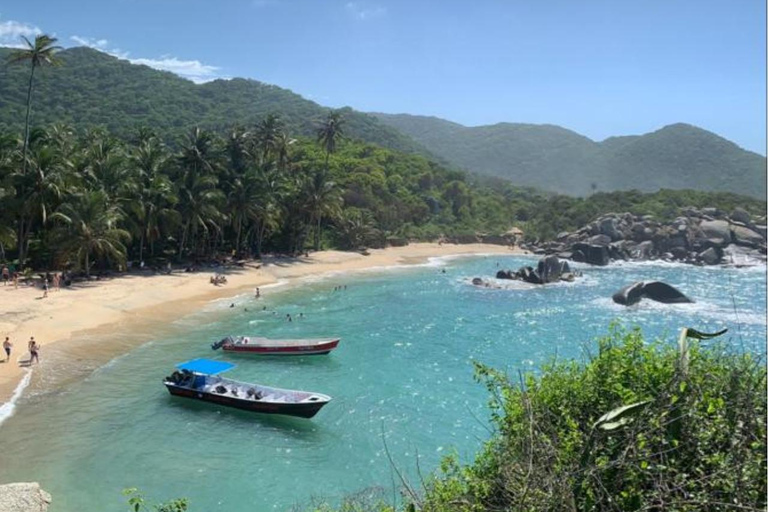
[0,255,765,511]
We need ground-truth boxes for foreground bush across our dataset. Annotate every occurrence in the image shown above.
[424,326,766,512]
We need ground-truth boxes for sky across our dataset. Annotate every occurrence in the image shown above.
[1,0,765,154]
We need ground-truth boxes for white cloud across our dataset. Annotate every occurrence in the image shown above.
[69,35,220,83]
[130,56,220,83]
[0,16,42,48]
[346,2,386,20]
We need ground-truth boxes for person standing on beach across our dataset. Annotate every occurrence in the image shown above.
[29,338,40,364]
[1,265,8,286]
[3,337,11,362]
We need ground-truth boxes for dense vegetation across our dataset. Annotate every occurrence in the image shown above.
[0,47,431,157]
[1,119,765,274]
[418,326,767,511]
[0,118,520,272]
[374,113,767,199]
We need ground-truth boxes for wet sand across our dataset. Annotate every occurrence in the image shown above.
[0,243,523,406]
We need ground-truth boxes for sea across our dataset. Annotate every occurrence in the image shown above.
[0,254,765,511]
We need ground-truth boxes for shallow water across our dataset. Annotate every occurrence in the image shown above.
[0,255,765,511]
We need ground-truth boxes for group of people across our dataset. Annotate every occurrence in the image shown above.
[210,274,228,286]
[3,336,40,364]
[1,265,19,288]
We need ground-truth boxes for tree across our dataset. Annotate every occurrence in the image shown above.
[51,190,131,277]
[302,168,342,252]
[128,137,179,261]
[6,35,62,176]
[316,110,345,173]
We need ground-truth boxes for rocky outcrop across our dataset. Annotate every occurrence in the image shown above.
[0,483,52,512]
[612,281,694,306]
[524,208,766,266]
[497,255,577,284]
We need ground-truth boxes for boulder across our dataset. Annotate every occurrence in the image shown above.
[698,220,732,245]
[471,277,484,286]
[0,483,52,512]
[587,234,612,246]
[631,240,655,260]
[598,217,623,241]
[698,247,721,265]
[571,242,610,266]
[730,225,764,248]
[496,269,514,280]
[730,207,751,225]
[536,255,569,284]
[612,281,694,306]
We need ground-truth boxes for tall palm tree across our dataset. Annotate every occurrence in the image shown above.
[302,169,342,252]
[129,138,179,261]
[175,128,224,258]
[51,190,131,278]
[316,110,345,174]
[255,114,283,164]
[7,34,62,176]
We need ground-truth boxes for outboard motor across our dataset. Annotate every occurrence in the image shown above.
[211,336,232,351]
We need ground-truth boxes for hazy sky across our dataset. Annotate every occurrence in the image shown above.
[1,0,765,154]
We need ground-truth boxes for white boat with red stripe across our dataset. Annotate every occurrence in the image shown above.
[211,335,341,355]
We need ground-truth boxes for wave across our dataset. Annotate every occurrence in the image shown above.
[589,297,767,326]
[0,369,32,427]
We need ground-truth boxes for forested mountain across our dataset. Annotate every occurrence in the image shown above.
[373,114,767,199]
[0,47,429,155]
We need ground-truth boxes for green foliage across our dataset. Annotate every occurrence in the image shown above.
[0,47,428,157]
[123,488,188,512]
[422,326,766,512]
[375,114,767,199]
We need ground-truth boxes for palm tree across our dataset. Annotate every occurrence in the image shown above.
[316,110,345,173]
[51,190,131,278]
[129,138,179,261]
[175,128,225,258]
[255,114,283,164]
[302,169,342,252]
[7,34,62,176]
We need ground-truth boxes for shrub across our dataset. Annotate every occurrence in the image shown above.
[423,326,767,511]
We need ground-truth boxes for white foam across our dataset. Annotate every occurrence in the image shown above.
[0,369,32,427]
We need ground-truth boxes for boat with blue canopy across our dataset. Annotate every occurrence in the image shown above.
[163,358,331,418]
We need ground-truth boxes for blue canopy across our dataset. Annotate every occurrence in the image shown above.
[176,358,235,375]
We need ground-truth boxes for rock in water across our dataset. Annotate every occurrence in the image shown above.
[0,483,52,512]
[612,282,647,306]
[612,281,694,306]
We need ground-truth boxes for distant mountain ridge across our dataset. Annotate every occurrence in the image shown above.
[0,47,429,155]
[373,113,767,199]
[0,46,763,198]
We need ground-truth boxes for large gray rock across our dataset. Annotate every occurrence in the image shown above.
[730,208,751,225]
[730,225,764,248]
[598,217,623,241]
[631,240,655,260]
[612,281,694,306]
[0,483,51,512]
[587,234,612,246]
[698,220,732,245]
[572,243,610,266]
[698,247,721,265]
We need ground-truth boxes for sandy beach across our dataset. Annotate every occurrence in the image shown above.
[0,243,523,407]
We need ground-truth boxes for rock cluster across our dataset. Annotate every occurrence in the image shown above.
[520,207,767,266]
[496,255,577,284]
[0,483,51,512]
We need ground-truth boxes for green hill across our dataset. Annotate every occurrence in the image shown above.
[373,113,767,199]
[0,47,428,155]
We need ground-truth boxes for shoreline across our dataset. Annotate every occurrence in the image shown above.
[0,243,522,414]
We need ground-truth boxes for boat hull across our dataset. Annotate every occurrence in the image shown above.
[222,338,340,356]
[164,383,328,418]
